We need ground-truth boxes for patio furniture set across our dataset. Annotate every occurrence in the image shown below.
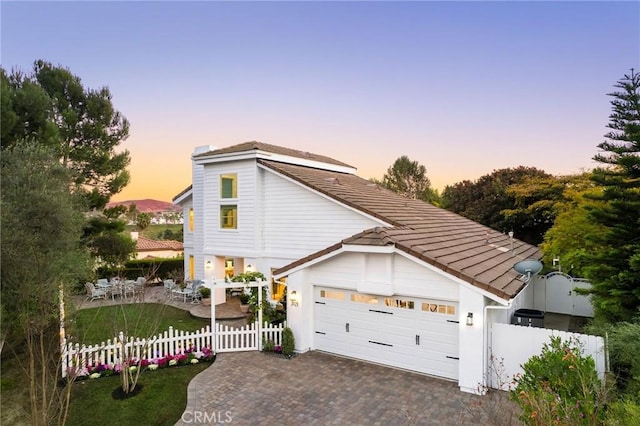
[163,279,205,304]
[85,277,146,302]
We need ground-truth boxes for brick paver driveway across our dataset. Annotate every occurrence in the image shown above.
[177,351,519,425]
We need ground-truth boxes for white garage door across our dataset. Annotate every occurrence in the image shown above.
[314,287,459,380]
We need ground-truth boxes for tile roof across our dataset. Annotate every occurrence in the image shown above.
[136,236,184,252]
[192,141,354,168]
[263,159,541,301]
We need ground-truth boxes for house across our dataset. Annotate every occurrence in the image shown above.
[131,232,184,260]
[173,141,544,394]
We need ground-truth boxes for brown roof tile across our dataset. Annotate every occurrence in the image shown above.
[136,236,184,252]
[266,160,541,300]
[192,141,354,168]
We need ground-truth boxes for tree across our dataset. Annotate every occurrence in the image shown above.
[510,337,607,425]
[581,69,640,323]
[539,185,607,277]
[379,155,438,203]
[136,212,151,232]
[83,214,136,271]
[1,141,92,425]
[1,60,131,209]
[441,167,551,244]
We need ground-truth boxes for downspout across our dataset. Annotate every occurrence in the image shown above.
[483,302,512,391]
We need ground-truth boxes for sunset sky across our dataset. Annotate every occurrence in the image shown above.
[2,1,638,202]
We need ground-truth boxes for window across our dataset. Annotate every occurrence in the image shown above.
[351,294,379,305]
[320,289,345,301]
[188,255,195,280]
[220,174,237,199]
[421,302,456,315]
[189,208,194,232]
[271,271,286,301]
[220,205,237,229]
[384,298,415,309]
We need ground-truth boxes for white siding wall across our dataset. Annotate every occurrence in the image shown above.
[202,160,258,257]
[393,255,460,301]
[182,200,193,249]
[262,169,385,260]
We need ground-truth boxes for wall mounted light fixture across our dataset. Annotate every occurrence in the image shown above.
[466,312,474,326]
[205,260,213,269]
[245,264,253,273]
[290,290,299,307]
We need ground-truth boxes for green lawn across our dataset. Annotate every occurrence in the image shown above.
[73,304,210,345]
[66,362,212,426]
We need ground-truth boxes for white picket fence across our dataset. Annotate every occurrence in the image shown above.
[62,322,286,377]
[489,322,607,390]
[215,321,286,352]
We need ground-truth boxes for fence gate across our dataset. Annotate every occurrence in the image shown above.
[215,321,286,353]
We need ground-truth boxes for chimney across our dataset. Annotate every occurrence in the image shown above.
[130,231,139,241]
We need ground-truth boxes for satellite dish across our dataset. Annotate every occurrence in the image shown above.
[513,259,543,276]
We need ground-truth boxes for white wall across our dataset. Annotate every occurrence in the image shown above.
[489,323,606,390]
[202,159,258,256]
[261,169,385,260]
[285,269,313,352]
[457,286,486,394]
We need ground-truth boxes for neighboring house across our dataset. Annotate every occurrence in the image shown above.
[132,232,184,260]
[173,141,543,394]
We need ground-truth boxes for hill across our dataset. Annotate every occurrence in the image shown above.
[106,199,180,213]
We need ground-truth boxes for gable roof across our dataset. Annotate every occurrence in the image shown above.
[192,141,354,169]
[136,236,183,252]
[262,159,541,301]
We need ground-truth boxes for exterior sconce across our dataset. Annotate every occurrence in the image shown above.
[205,261,213,269]
[245,264,253,273]
[466,312,474,326]
[290,291,299,307]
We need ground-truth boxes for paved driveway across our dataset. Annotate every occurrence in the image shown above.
[177,351,519,425]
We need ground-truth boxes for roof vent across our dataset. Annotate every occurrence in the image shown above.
[324,177,340,184]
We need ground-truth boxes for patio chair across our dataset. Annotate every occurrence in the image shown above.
[85,282,107,302]
[172,281,197,303]
[163,279,176,295]
[123,280,136,299]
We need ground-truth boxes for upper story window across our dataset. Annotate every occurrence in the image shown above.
[189,208,194,232]
[220,174,237,199]
[220,205,237,229]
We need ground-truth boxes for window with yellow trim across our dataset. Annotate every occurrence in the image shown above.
[220,174,237,198]
[189,208,194,232]
[220,205,237,229]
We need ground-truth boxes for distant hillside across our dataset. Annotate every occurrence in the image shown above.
[106,199,180,213]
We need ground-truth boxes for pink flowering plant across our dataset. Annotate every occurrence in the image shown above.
[68,345,215,382]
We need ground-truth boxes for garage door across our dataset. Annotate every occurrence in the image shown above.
[314,287,459,380]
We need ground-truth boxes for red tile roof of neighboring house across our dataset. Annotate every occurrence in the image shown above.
[136,236,183,252]
[261,159,541,301]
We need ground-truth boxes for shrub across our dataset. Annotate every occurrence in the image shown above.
[262,338,275,352]
[510,336,607,425]
[281,327,295,357]
[199,287,211,298]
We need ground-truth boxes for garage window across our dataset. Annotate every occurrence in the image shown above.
[422,303,456,315]
[320,290,345,301]
[384,298,415,309]
[351,294,379,305]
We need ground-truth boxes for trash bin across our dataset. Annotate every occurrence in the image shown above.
[512,309,545,328]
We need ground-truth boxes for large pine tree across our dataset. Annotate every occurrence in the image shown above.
[584,69,640,323]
